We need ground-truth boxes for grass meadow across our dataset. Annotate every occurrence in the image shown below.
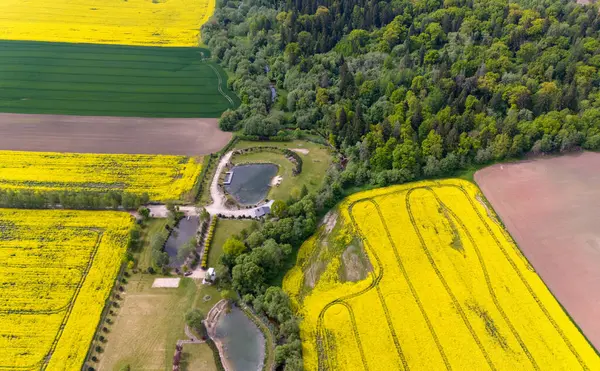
[97,275,220,370]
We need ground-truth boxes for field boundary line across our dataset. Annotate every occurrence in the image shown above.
[426,187,538,369]
[404,189,496,371]
[205,62,235,107]
[448,184,589,370]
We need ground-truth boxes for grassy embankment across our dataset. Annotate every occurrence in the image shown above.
[231,140,333,201]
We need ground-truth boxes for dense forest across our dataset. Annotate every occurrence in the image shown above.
[203,0,600,369]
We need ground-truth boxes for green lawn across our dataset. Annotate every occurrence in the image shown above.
[136,218,169,271]
[96,275,220,371]
[180,343,218,371]
[232,140,333,201]
[208,219,255,270]
[0,40,239,117]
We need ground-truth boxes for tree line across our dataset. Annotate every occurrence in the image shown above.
[0,189,149,210]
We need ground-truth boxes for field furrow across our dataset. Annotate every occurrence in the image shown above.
[285,179,600,370]
[0,209,133,370]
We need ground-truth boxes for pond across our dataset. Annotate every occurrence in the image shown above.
[164,216,199,268]
[214,306,265,371]
[225,164,278,205]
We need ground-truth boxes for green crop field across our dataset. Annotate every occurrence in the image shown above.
[0,40,239,117]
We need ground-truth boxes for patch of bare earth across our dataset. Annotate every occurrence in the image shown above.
[340,242,373,282]
[475,152,600,349]
[291,148,309,155]
[0,113,232,155]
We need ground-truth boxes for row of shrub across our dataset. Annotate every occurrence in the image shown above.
[236,134,293,142]
[0,189,149,210]
[187,156,213,202]
[201,217,218,269]
[281,149,303,175]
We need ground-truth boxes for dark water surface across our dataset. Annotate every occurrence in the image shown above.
[215,306,265,371]
[164,216,199,268]
[225,164,278,205]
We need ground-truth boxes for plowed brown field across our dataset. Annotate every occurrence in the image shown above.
[475,152,600,351]
[0,113,231,155]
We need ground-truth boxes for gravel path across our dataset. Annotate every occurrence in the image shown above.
[204,151,273,218]
[137,151,272,220]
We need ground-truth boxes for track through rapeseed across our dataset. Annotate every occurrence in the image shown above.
[0,209,132,370]
[284,179,599,370]
[0,150,202,201]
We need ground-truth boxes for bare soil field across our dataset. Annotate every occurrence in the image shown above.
[0,113,232,155]
[475,152,600,350]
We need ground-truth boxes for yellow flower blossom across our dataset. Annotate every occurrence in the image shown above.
[0,150,202,202]
[0,0,215,46]
[0,208,133,370]
[285,179,600,370]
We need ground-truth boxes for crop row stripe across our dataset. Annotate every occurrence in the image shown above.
[0,230,104,370]
[403,190,496,371]
[445,184,589,370]
[352,183,588,370]
[364,198,445,371]
[425,187,539,370]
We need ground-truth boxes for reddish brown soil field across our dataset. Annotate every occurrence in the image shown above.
[475,152,600,350]
[0,113,232,155]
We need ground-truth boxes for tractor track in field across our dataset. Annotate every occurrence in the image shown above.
[425,187,538,370]
[405,188,496,370]
[447,185,589,370]
[0,230,104,370]
[316,202,383,371]
[205,62,235,107]
[314,182,590,370]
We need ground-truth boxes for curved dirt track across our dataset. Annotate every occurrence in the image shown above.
[475,152,600,351]
[0,113,232,155]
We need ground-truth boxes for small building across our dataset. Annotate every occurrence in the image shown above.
[203,267,216,285]
[223,171,234,185]
[254,205,271,218]
[207,267,216,281]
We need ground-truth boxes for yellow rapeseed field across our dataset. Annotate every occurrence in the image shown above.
[284,179,600,370]
[0,0,215,46]
[0,208,133,370]
[0,150,202,201]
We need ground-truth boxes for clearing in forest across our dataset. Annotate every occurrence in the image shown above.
[0,209,132,370]
[0,0,215,47]
[284,179,599,370]
[0,150,202,201]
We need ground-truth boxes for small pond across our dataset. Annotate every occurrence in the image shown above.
[225,164,278,205]
[214,306,265,371]
[164,216,199,268]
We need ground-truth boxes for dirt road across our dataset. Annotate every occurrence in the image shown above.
[0,113,232,155]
